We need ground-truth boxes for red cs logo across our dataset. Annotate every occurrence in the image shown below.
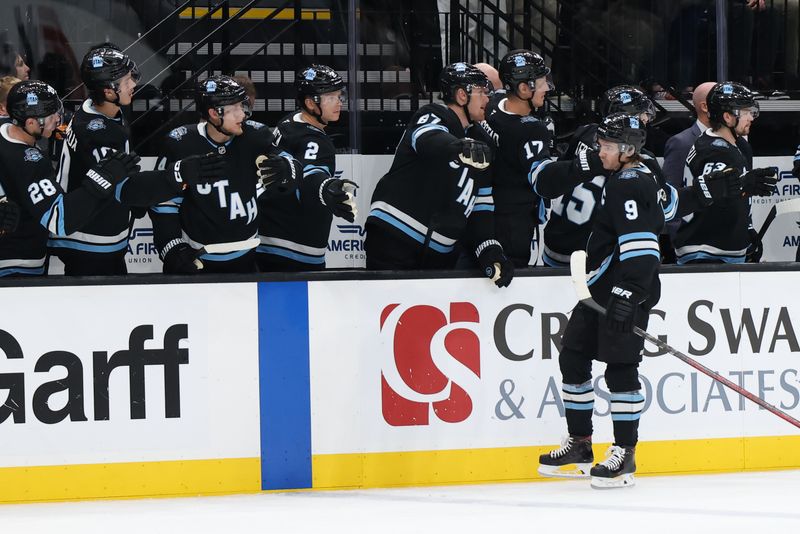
[379,303,481,426]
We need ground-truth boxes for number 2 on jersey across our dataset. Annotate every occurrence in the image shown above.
[304,141,319,160]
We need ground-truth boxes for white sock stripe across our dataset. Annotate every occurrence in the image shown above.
[611,400,645,414]
[562,391,595,403]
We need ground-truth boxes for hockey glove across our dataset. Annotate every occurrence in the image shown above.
[571,148,607,180]
[255,153,300,194]
[692,167,741,207]
[476,241,515,288]
[793,156,800,179]
[746,228,763,263]
[320,178,358,222]
[741,167,778,197]
[172,153,226,188]
[449,138,491,170]
[85,151,142,198]
[161,240,202,274]
[606,284,645,334]
[0,198,21,235]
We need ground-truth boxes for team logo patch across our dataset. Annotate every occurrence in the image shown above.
[169,126,188,140]
[629,116,640,128]
[245,119,264,129]
[304,68,317,81]
[26,92,38,106]
[92,55,103,68]
[619,169,638,180]
[87,118,106,131]
[722,84,733,95]
[454,62,467,72]
[514,55,526,67]
[712,139,729,148]
[520,115,538,123]
[206,80,217,93]
[24,148,43,162]
[620,92,632,104]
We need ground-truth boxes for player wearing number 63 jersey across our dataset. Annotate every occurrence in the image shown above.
[257,64,355,271]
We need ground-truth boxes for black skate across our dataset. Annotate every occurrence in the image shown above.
[538,436,593,478]
[590,445,636,489]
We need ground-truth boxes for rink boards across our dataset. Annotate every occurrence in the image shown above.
[1,271,800,502]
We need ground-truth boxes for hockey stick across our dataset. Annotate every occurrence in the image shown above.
[569,250,800,430]
[193,237,260,270]
[756,197,800,242]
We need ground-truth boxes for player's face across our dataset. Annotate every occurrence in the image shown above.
[467,86,491,122]
[115,72,138,106]
[597,138,624,170]
[734,107,757,136]
[35,112,62,139]
[15,55,30,81]
[221,102,248,135]
[531,75,553,108]
[320,90,344,123]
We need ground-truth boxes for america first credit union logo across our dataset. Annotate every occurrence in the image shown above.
[379,302,481,426]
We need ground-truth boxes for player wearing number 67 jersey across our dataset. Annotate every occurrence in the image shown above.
[256,64,355,272]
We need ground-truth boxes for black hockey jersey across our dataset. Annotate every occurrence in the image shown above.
[674,130,753,264]
[365,103,496,269]
[256,112,338,269]
[50,99,133,256]
[151,120,273,263]
[586,162,665,307]
[0,123,110,276]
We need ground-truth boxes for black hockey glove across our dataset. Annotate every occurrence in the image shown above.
[746,228,763,263]
[793,156,800,179]
[606,284,644,334]
[161,240,202,274]
[741,167,778,197]
[0,198,21,235]
[476,241,514,288]
[85,151,142,198]
[448,138,491,170]
[692,167,741,207]
[320,178,358,222]
[255,153,300,194]
[571,148,607,180]
[172,153,226,188]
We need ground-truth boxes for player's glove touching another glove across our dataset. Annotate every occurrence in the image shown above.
[476,240,514,288]
[692,167,742,207]
[255,153,301,195]
[0,198,21,235]
[571,148,607,180]
[172,153,226,189]
[449,137,491,170]
[85,151,142,198]
[606,283,645,333]
[320,178,358,222]
[741,167,778,197]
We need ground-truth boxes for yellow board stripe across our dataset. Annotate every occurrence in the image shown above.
[179,7,331,20]
[0,458,261,504]
[312,435,800,488]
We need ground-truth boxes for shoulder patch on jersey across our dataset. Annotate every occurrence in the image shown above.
[24,147,44,162]
[169,126,188,140]
[520,115,539,124]
[86,118,106,131]
[245,119,265,129]
[712,139,729,148]
[618,169,638,180]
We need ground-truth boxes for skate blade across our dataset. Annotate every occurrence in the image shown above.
[537,463,592,479]
[590,473,635,489]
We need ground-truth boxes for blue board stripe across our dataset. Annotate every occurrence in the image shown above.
[258,281,312,490]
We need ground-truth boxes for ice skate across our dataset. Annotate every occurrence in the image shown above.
[538,435,593,478]
[590,445,636,489]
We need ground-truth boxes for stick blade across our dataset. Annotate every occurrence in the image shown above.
[569,250,592,302]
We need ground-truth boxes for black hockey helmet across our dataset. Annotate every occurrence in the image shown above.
[195,75,251,118]
[80,47,141,92]
[439,62,492,103]
[296,64,345,100]
[7,79,63,125]
[596,112,647,153]
[499,49,553,92]
[602,85,656,122]
[707,81,759,125]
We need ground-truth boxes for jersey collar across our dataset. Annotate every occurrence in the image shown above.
[198,121,233,150]
[83,99,123,123]
[0,122,30,145]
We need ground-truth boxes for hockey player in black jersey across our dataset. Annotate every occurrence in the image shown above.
[0,80,139,277]
[256,64,355,271]
[151,75,297,274]
[674,82,778,264]
[486,50,607,266]
[364,62,514,286]
[52,46,220,275]
[538,114,664,489]
[543,85,741,267]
